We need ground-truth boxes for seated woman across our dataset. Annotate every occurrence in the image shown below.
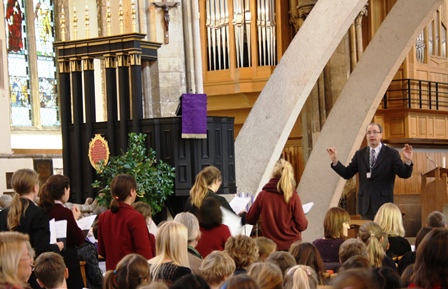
[149,221,191,287]
[254,237,277,262]
[247,262,283,289]
[224,235,259,275]
[199,250,235,289]
[284,265,319,289]
[358,221,396,271]
[288,241,326,285]
[373,203,411,259]
[195,197,231,258]
[313,207,350,271]
[410,228,448,289]
[39,175,85,289]
[174,212,203,274]
[0,231,35,289]
[103,253,151,289]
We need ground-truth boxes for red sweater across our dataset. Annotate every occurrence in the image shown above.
[196,224,231,258]
[98,203,153,270]
[48,203,85,247]
[247,178,308,251]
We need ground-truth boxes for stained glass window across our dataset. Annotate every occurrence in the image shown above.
[4,0,58,127]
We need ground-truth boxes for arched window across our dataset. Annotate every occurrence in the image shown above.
[4,0,58,128]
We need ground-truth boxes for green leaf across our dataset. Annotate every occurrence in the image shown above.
[91,133,175,215]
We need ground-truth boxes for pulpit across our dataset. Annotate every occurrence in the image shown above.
[420,167,448,226]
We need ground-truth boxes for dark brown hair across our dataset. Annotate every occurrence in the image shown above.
[110,174,137,213]
[288,242,325,285]
[198,197,222,229]
[103,253,150,289]
[411,228,448,289]
[40,175,70,210]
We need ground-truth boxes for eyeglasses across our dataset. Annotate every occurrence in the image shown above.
[366,131,381,135]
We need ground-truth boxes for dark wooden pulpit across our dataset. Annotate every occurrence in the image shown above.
[421,167,448,226]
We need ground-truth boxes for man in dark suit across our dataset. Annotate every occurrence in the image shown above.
[327,123,413,220]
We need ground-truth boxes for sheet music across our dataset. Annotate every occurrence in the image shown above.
[229,195,252,214]
[221,207,242,236]
[77,214,97,231]
[49,219,67,243]
[302,202,314,214]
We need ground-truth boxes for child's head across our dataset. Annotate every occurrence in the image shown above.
[34,252,67,289]
[133,201,153,224]
[254,237,277,261]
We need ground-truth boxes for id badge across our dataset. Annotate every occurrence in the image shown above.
[366,172,371,178]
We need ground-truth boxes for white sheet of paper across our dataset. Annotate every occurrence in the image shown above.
[49,219,67,243]
[77,214,97,231]
[49,218,57,243]
[55,220,67,238]
[221,207,242,236]
[302,202,314,214]
[229,196,252,214]
[241,224,254,236]
[147,219,158,236]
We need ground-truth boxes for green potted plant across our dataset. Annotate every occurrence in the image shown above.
[92,132,175,214]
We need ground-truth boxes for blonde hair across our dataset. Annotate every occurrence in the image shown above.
[248,262,283,289]
[284,265,319,289]
[173,212,200,244]
[150,221,190,278]
[373,202,405,237]
[199,250,235,286]
[225,235,259,268]
[358,221,385,268]
[271,159,296,203]
[0,231,34,288]
[324,207,350,239]
[255,237,277,261]
[189,166,221,208]
[8,169,39,230]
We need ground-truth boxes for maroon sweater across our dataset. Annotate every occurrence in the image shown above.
[196,224,231,258]
[48,203,85,247]
[247,178,308,250]
[98,203,153,270]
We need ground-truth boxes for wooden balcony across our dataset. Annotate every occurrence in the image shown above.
[375,79,448,144]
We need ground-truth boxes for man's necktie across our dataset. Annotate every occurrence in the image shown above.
[370,149,376,169]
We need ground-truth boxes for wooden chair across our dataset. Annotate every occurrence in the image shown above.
[80,261,87,288]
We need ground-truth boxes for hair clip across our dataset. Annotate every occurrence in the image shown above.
[114,196,119,200]
[299,266,311,276]
[113,270,117,274]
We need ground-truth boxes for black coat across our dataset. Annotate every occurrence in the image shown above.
[331,144,413,217]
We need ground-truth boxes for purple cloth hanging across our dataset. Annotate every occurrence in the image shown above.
[181,93,207,139]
